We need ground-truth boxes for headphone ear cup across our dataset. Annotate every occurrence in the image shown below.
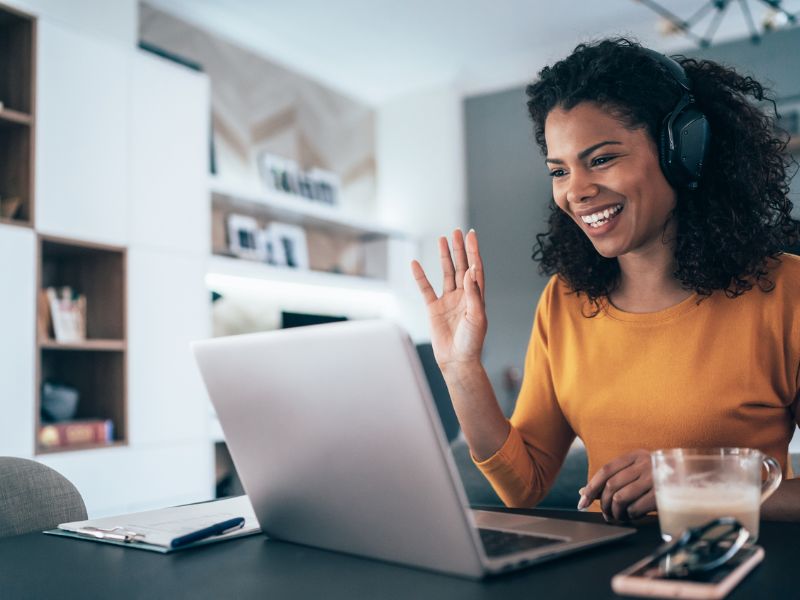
[658,106,710,190]
[671,107,710,187]
[658,115,677,187]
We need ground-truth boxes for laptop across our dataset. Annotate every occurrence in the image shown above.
[192,320,634,579]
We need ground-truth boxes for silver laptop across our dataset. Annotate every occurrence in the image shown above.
[192,320,634,579]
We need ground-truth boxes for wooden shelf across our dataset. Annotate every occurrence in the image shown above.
[39,338,126,352]
[36,440,127,455]
[0,216,32,228]
[0,108,32,126]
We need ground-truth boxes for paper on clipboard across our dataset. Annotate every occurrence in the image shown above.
[44,495,261,553]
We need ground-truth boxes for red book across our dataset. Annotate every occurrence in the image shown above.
[38,419,114,448]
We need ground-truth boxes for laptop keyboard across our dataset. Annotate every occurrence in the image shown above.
[478,528,562,558]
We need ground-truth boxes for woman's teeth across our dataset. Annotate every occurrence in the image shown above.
[581,204,623,228]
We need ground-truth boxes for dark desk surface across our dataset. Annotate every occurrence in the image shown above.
[0,507,795,599]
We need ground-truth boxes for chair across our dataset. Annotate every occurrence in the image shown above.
[449,437,589,509]
[0,457,87,538]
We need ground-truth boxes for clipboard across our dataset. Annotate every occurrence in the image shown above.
[44,495,261,553]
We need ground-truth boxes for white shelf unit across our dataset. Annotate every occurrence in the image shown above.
[207,254,392,292]
[210,177,412,286]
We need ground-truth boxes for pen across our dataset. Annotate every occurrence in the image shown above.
[169,517,246,549]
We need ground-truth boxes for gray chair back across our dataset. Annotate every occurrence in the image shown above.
[0,457,87,538]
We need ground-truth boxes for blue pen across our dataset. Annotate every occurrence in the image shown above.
[169,516,246,549]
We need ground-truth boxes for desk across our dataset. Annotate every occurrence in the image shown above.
[0,508,795,599]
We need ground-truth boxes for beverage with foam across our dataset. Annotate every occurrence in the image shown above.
[655,485,761,541]
[651,448,781,543]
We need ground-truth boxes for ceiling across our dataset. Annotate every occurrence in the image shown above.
[144,0,800,105]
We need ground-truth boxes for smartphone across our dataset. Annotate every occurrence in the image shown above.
[611,545,764,599]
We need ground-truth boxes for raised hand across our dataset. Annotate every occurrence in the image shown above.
[410,229,487,374]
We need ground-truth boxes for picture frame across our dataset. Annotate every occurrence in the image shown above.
[308,167,340,205]
[265,222,309,269]
[257,151,341,206]
[227,214,266,261]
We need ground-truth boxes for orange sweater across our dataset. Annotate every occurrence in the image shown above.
[475,255,800,509]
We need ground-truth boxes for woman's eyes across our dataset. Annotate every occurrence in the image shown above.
[591,155,614,166]
[548,155,617,178]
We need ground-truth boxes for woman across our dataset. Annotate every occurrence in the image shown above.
[411,38,800,522]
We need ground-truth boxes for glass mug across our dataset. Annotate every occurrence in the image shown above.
[651,448,782,542]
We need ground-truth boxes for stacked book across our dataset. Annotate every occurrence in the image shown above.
[38,419,114,449]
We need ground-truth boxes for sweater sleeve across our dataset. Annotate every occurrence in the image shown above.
[472,277,576,507]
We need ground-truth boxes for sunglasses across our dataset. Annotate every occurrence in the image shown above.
[650,518,751,578]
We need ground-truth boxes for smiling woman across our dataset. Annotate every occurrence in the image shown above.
[411,37,800,526]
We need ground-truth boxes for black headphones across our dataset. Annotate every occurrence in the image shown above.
[641,49,711,191]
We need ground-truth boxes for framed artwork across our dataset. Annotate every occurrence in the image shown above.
[257,151,341,205]
[227,214,265,261]
[266,222,309,269]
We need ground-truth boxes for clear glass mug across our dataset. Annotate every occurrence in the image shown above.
[651,448,782,542]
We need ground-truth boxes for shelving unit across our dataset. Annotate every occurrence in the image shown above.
[0,5,35,227]
[210,177,405,284]
[36,235,127,454]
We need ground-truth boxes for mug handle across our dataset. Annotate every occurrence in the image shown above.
[760,454,783,503]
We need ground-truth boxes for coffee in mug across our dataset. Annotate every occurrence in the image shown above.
[651,448,781,542]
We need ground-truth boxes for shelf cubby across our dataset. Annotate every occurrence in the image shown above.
[36,235,127,454]
[0,4,35,227]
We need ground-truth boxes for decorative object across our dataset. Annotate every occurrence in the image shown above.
[0,196,22,219]
[41,381,80,422]
[258,151,340,206]
[265,222,309,269]
[634,0,797,47]
[45,287,87,343]
[226,214,265,261]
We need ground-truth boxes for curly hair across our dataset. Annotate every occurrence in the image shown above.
[527,38,800,312]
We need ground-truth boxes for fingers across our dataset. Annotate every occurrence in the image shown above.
[625,489,657,521]
[579,453,638,509]
[462,265,485,321]
[410,260,438,305]
[417,229,482,299]
[600,467,641,518]
[465,229,485,299]
[589,450,654,521]
[607,476,654,522]
[451,228,469,290]
[439,236,457,293]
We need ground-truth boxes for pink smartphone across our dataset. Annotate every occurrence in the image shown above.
[611,545,764,599]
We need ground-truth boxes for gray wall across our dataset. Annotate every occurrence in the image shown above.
[464,27,800,414]
[464,88,552,415]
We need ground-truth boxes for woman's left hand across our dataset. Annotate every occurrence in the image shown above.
[577,449,656,521]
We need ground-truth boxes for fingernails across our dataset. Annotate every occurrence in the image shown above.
[470,265,477,282]
[577,494,589,511]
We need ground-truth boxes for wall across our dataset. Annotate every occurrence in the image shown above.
[464,27,800,441]
[376,83,468,341]
[463,88,552,414]
[3,0,137,47]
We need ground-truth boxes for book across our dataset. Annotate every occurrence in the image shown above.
[44,286,87,343]
[38,419,113,448]
[44,495,261,553]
